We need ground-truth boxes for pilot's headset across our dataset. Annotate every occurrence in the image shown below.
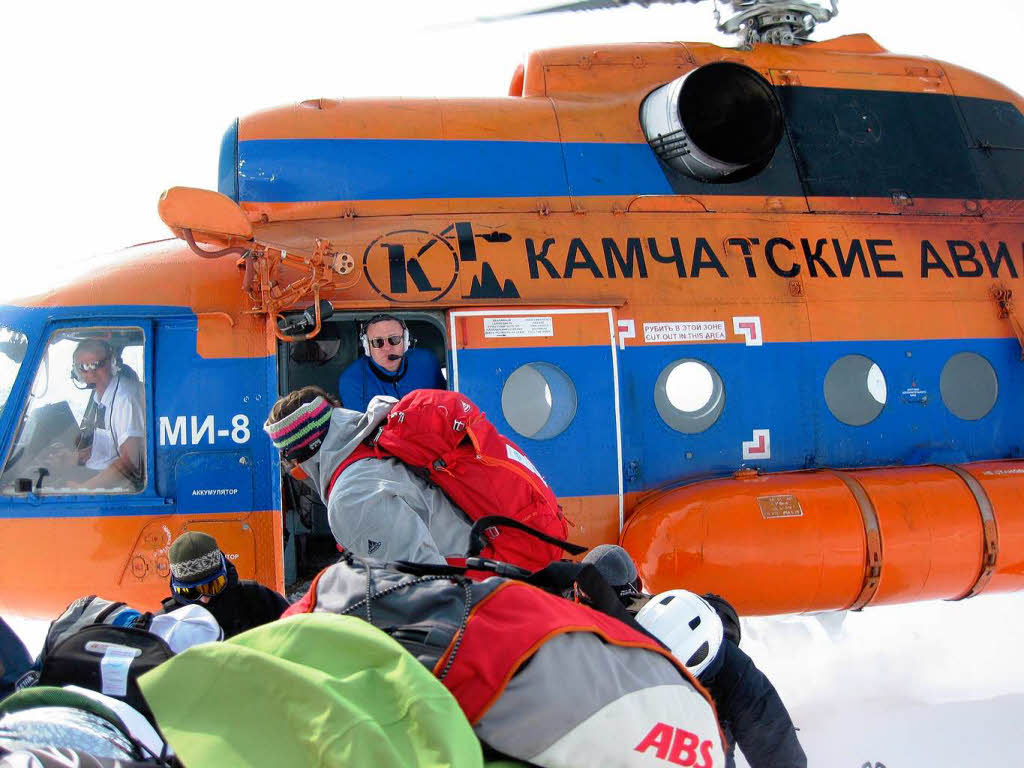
[71,339,120,385]
[359,314,411,356]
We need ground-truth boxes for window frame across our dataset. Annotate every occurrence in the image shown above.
[654,357,726,434]
[0,320,155,498]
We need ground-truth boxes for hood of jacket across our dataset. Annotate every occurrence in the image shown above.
[298,395,396,501]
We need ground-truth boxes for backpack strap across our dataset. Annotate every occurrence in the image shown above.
[466,515,586,558]
[393,560,470,578]
[325,442,379,498]
[95,600,128,624]
[396,551,652,642]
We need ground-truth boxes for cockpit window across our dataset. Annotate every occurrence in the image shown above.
[0,326,28,416]
[1,327,147,495]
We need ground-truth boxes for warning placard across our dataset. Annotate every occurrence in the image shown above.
[484,316,554,338]
[757,495,804,519]
[643,321,726,343]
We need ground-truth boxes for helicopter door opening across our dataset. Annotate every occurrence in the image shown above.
[449,308,623,549]
[276,308,448,586]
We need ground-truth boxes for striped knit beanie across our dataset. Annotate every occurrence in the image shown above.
[264,395,333,462]
[169,532,223,584]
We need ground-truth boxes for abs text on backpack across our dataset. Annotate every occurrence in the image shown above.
[293,553,725,768]
[329,389,570,571]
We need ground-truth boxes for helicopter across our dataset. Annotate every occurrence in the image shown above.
[1,0,1022,619]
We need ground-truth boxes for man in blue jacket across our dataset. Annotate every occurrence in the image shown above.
[338,314,446,412]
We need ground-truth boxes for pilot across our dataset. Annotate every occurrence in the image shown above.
[584,545,807,768]
[264,385,471,565]
[70,339,145,490]
[337,314,446,412]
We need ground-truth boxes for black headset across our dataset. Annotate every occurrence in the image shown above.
[359,314,411,356]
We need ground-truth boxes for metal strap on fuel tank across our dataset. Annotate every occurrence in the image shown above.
[828,470,883,611]
[942,464,999,600]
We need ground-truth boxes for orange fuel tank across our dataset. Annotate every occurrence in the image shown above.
[621,461,1024,615]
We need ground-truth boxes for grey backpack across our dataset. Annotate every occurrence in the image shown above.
[299,551,725,768]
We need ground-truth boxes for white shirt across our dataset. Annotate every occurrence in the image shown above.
[85,373,145,471]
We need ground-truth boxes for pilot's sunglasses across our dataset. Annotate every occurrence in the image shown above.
[73,358,109,373]
[369,335,404,349]
[171,567,228,603]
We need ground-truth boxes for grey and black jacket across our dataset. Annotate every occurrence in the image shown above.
[298,396,472,565]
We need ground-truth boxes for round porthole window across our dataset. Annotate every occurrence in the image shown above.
[655,359,725,433]
[940,352,997,420]
[824,355,887,426]
[501,362,577,440]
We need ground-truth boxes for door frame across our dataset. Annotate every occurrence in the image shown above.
[449,308,625,531]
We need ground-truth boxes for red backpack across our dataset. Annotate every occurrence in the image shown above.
[326,389,572,571]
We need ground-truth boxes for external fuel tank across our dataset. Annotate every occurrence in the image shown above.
[621,461,1024,615]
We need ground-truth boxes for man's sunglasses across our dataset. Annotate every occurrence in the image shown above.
[73,358,109,374]
[369,335,404,349]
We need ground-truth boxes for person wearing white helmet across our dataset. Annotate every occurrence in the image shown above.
[583,545,806,768]
[637,589,807,768]
[635,591,725,677]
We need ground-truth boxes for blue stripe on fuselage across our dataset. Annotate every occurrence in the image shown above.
[457,337,1023,498]
[234,138,675,202]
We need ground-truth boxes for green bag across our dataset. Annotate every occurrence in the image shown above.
[139,613,484,768]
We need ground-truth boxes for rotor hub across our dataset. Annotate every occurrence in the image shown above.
[716,1,839,46]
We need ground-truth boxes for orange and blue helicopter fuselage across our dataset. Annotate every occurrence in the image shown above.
[2,36,1022,617]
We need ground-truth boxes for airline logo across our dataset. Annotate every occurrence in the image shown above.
[634,722,717,767]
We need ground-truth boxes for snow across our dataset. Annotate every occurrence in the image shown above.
[4,615,47,658]
[735,591,1024,765]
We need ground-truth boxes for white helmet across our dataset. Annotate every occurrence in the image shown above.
[635,589,724,677]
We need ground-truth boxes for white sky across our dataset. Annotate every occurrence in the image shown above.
[1,0,1021,300]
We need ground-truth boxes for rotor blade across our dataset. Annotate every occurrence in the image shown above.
[477,0,703,24]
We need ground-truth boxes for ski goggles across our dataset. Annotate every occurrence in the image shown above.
[171,560,228,603]
[368,335,404,348]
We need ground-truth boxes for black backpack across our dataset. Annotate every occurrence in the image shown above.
[39,595,142,661]
[37,614,174,721]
